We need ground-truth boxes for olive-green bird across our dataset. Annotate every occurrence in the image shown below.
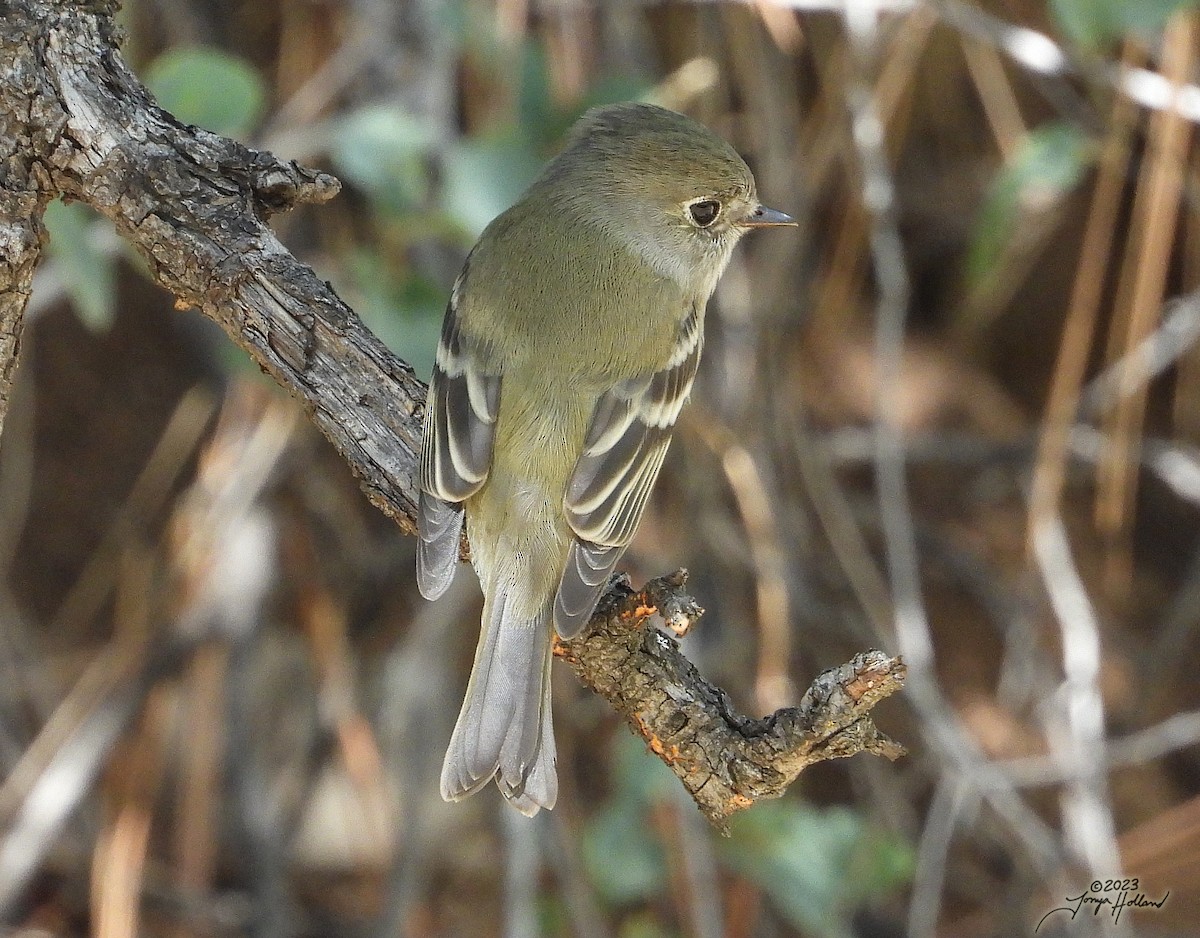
[417,102,794,815]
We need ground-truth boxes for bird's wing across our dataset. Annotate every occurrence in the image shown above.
[554,305,702,637]
[417,274,501,600]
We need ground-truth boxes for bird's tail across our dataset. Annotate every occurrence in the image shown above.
[440,579,557,815]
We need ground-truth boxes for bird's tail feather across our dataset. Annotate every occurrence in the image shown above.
[440,582,557,815]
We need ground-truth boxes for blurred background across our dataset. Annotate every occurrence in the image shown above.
[4,0,1200,934]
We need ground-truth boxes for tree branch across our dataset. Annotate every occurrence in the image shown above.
[558,571,905,829]
[0,6,51,439]
[0,0,905,825]
[0,200,39,440]
[5,0,425,529]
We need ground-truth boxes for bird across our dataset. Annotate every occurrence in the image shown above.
[417,101,795,815]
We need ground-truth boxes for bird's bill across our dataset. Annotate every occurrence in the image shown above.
[739,205,797,228]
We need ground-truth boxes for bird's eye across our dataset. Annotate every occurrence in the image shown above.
[688,200,721,228]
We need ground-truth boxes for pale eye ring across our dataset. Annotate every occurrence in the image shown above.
[687,199,722,228]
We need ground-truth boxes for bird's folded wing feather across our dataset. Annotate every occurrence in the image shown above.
[417,278,501,600]
[554,305,702,637]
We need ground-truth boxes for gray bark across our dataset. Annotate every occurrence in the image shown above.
[0,0,424,528]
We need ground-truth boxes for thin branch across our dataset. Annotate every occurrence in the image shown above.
[0,630,201,920]
[906,774,975,938]
[1028,49,1137,549]
[1031,517,1122,878]
[931,0,1200,125]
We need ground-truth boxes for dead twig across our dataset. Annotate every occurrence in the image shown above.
[557,571,906,830]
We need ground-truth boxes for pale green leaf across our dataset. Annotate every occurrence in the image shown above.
[968,121,1091,283]
[43,201,117,333]
[1052,0,1200,49]
[331,106,435,214]
[721,800,913,938]
[583,803,667,904]
[581,734,676,905]
[346,251,443,380]
[144,47,266,139]
[442,133,542,236]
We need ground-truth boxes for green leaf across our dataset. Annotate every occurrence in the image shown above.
[331,106,436,214]
[346,252,444,381]
[581,74,655,112]
[721,800,913,938]
[583,802,668,904]
[612,729,677,804]
[581,734,675,905]
[516,37,653,145]
[144,47,266,139]
[968,121,1090,284]
[442,132,543,236]
[1052,0,1200,49]
[517,40,554,139]
[43,201,117,333]
[541,74,655,144]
